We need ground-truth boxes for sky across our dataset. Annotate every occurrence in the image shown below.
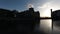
[0,0,60,17]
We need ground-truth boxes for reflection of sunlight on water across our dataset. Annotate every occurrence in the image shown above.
[40,19,52,33]
[53,21,60,34]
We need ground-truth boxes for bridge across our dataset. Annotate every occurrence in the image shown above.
[40,17,52,19]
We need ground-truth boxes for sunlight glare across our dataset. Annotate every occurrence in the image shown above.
[40,19,52,33]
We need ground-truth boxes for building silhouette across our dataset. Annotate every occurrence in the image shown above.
[52,10,60,21]
[0,8,40,34]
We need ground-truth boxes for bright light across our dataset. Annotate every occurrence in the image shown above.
[37,2,60,17]
[40,19,52,33]
[41,8,51,17]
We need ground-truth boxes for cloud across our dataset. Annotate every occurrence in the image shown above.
[36,0,60,17]
[37,1,53,9]
[36,2,52,17]
[38,0,60,11]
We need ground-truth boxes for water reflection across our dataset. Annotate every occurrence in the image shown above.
[40,19,52,34]
[53,21,60,34]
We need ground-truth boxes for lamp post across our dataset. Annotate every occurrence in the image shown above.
[50,9,53,34]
